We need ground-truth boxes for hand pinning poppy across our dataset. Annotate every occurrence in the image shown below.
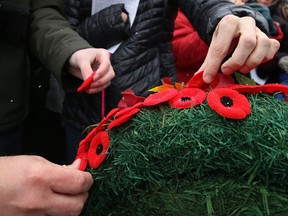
[77,71,96,92]
[207,88,251,120]
[143,89,178,106]
[168,88,206,109]
[87,131,110,169]
[186,71,220,92]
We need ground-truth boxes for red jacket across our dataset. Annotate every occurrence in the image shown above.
[172,10,208,83]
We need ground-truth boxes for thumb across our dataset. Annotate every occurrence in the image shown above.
[68,158,81,169]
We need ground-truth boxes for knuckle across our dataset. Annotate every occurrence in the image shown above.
[74,174,87,189]
[213,44,227,57]
[220,15,237,26]
[69,201,84,216]
[242,36,256,49]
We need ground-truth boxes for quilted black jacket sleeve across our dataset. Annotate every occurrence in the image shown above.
[78,4,130,48]
[178,0,269,44]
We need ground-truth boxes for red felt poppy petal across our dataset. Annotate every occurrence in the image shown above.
[143,89,178,106]
[100,131,110,151]
[207,92,221,110]
[118,89,145,109]
[84,126,102,143]
[133,102,144,109]
[108,108,140,130]
[168,88,206,108]
[75,153,88,171]
[106,107,120,119]
[77,140,90,155]
[234,94,251,115]
[215,74,235,88]
[77,71,96,92]
[79,158,88,171]
[87,150,107,169]
[90,131,109,149]
[216,106,247,119]
[186,71,220,91]
[226,84,264,94]
[186,71,205,88]
[264,84,288,94]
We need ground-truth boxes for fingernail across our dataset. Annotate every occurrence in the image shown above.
[203,74,213,84]
[69,158,81,169]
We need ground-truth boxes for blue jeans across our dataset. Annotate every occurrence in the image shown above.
[0,127,22,156]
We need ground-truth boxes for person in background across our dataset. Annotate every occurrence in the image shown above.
[0,0,114,214]
[62,0,280,164]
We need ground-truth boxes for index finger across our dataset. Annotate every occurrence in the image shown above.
[201,16,237,83]
[92,52,112,81]
[220,17,257,75]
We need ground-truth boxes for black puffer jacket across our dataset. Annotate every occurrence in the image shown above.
[63,0,269,131]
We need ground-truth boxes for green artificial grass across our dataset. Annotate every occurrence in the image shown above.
[80,94,288,216]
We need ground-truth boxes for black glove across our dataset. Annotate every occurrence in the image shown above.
[77,4,130,48]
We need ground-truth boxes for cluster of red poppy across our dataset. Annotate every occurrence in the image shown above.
[75,71,288,170]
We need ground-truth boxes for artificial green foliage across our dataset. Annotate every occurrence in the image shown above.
[81,94,288,216]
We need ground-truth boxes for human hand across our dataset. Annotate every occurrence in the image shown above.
[0,155,93,216]
[197,15,280,84]
[68,48,115,94]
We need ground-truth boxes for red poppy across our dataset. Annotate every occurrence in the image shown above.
[227,83,288,95]
[108,108,141,130]
[186,71,220,92]
[263,84,288,95]
[87,131,110,169]
[168,88,206,108]
[75,153,88,171]
[86,107,120,132]
[207,88,251,119]
[75,140,89,171]
[226,84,266,94]
[106,107,120,119]
[143,89,178,106]
[115,102,144,118]
[77,139,90,155]
[118,89,145,109]
[77,71,96,92]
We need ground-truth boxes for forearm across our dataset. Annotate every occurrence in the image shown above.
[29,6,92,84]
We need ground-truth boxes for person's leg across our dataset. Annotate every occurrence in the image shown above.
[0,127,22,155]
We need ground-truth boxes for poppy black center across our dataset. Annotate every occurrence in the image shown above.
[96,144,103,155]
[181,97,191,102]
[220,96,233,107]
